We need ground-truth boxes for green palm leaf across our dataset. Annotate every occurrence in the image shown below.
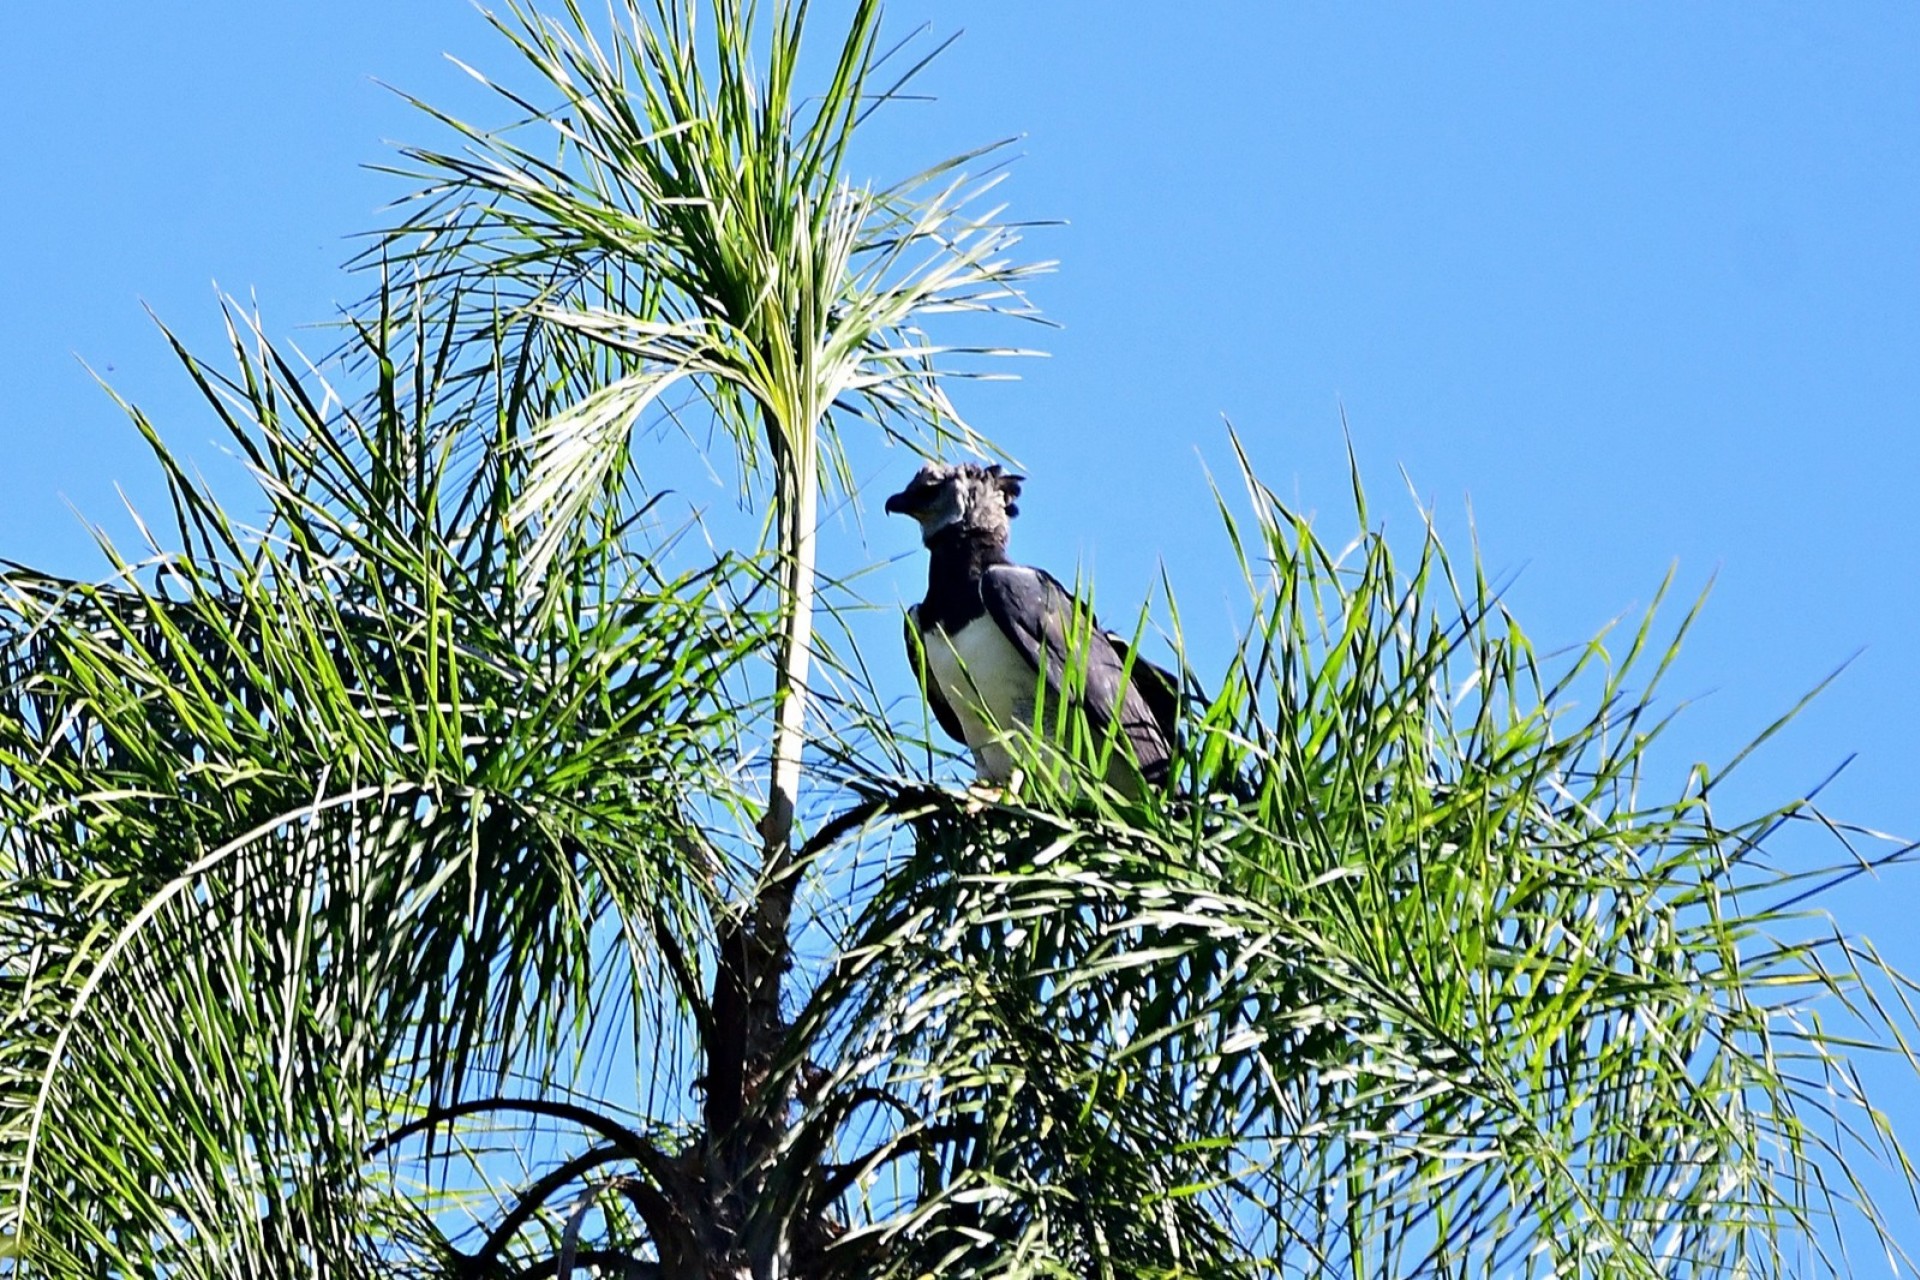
[787,451,1920,1278]
[0,285,761,1276]
[0,3,1914,1278]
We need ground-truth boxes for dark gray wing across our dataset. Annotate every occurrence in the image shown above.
[979,564,1172,784]
[904,604,967,746]
[1105,632,1180,759]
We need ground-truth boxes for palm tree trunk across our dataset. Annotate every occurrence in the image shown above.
[764,423,818,876]
[707,414,818,1279]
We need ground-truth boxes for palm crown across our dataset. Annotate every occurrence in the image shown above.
[0,3,1915,1278]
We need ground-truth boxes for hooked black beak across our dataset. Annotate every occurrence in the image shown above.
[883,487,917,516]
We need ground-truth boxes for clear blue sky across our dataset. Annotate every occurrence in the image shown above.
[4,0,1918,1256]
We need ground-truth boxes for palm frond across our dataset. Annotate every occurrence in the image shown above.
[374,0,1046,564]
[0,282,764,1276]
[786,446,1920,1279]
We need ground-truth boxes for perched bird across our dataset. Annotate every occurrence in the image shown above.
[885,462,1177,796]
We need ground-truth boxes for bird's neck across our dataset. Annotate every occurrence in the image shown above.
[919,526,1007,630]
[924,523,1009,586]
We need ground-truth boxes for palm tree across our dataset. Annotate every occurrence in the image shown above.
[1,2,1915,1277]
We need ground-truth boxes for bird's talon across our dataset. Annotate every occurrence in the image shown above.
[964,781,1006,811]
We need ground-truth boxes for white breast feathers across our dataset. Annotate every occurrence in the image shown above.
[924,615,1039,783]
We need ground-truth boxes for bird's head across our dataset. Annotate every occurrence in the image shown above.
[884,462,1024,546]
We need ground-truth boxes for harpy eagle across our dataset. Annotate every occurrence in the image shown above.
[885,462,1177,796]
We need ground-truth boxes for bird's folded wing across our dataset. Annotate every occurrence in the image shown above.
[979,564,1172,780]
